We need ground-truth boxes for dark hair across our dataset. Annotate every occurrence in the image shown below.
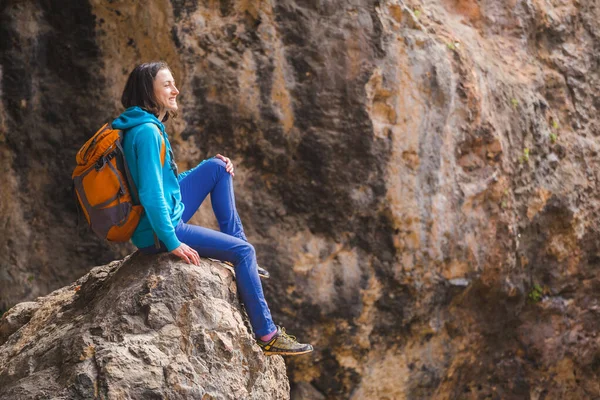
[121,61,174,122]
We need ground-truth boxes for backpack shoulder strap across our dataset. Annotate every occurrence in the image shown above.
[146,122,167,167]
[159,138,166,167]
[116,130,140,206]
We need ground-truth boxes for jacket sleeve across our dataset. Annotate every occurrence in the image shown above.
[134,124,181,251]
[177,158,210,182]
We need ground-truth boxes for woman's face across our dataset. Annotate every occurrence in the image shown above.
[153,68,179,114]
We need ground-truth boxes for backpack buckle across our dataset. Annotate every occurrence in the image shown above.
[95,157,105,171]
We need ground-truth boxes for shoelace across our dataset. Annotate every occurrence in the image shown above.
[280,327,298,342]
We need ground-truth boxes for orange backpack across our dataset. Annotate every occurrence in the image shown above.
[72,123,165,242]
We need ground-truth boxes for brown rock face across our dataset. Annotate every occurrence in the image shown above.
[2,0,600,398]
[0,255,289,399]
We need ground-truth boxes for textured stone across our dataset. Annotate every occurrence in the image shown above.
[0,255,290,399]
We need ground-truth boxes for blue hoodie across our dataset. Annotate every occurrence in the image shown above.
[112,106,184,251]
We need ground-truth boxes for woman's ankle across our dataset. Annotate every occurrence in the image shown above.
[259,328,278,342]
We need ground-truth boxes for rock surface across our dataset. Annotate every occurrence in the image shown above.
[2,0,600,398]
[0,254,289,400]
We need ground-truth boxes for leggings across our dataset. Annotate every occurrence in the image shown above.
[141,158,276,337]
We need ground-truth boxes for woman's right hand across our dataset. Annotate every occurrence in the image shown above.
[171,243,200,266]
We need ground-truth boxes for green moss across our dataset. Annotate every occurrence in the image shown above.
[528,283,544,303]
[511,98,519,108]
[414,9,421,18]
[519,148,530,164]
[550,133,558,144]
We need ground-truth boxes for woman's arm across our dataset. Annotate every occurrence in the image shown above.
[135,125,181,252]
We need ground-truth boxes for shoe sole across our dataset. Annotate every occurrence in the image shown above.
[263,348,314,356]
[208,258,269,278]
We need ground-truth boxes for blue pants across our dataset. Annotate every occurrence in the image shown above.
[141,158,276,337]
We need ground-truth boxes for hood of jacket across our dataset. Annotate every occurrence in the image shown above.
[112,106,166,134]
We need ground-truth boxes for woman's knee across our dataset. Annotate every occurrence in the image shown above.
[206,157,227,170]
[201,157,228,182]
[233,243,256,265]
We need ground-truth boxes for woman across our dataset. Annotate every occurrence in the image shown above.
[112,61,312,356]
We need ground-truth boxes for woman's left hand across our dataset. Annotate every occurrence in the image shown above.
[215,154,235,177]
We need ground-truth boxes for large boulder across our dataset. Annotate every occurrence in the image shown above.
[0,254,289,399]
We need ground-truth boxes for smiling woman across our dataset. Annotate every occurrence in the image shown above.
[112,62,314,356]
[153,68,179,118]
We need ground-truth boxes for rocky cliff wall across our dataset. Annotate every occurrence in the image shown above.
[1,0,600,398]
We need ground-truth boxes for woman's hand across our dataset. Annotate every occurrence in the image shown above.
[215,154,235,177]
[171,243,200,266]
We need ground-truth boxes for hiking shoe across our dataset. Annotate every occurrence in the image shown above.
[218,260,270,279]
[256,265,270,279]
[257,326,314,356]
